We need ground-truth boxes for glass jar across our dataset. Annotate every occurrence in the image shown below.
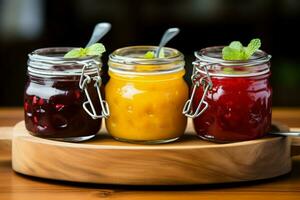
[24,47,109,142]
[106,46,188,144]
[183,46,272,142]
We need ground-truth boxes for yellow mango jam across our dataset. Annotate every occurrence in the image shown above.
[106,46,188,143]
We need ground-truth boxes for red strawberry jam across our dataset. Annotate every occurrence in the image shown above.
[193,72,272,142]
[186,46,272,142]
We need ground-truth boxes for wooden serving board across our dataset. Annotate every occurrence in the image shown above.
[1,121,300,185]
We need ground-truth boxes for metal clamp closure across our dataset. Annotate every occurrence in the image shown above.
[79,62,110,119]
[182,61,213,118]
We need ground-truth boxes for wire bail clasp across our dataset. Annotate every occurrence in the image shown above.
[79,62,110,119]
[182,61,213,118]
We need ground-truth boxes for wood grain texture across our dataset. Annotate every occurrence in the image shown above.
[290,127,300,156]
[1,107,300,199]
[12,120,292,185]
[0,127,12,161]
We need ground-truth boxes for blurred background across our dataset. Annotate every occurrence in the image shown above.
[0,0,299,107]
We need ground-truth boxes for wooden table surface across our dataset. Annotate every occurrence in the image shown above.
[1,107,300,200]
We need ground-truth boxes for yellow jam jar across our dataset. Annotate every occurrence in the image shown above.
[106,46,188,144]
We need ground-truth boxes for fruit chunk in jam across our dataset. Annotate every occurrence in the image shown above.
[193,72,272,142]
[24,76,102,138]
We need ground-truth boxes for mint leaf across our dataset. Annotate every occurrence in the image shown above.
[244,38,261,59]
[64,43,105,58]
[86,43,106,56]
[64,48,82,58]
[223,67,234,74]
[222,38,261,60]
[144,51,155,59]
[144,49,165,59]
[229,41,243,51]
[222,46,244,60]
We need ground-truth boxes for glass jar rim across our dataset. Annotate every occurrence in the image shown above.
[108,46,184,75]
[195,46,271,66]
[109,45,184,65]
[193,46,271,77]
[28,47,101,77]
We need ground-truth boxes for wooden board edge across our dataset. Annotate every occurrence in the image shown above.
[290,127,300,157]
[0,127,13,141]
[0,127,12,155]
[12,121,292,185]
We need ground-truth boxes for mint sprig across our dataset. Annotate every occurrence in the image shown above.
[222,39,261,60]
[143,48,165,59]
[144,51,155,59]
[64,43,106,58]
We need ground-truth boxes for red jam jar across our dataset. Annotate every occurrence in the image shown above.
[24,47,109,142]
[183,46,272,142]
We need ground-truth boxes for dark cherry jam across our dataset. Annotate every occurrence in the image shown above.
[193,72,272,142]
[184,47,272,142]
[24,77,102,138]
[25,48,104,141]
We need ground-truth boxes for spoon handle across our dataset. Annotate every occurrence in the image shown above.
[270,132,300,137]
[86,22,111,48]
[156,28,180,58]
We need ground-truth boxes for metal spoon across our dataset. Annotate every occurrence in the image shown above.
[85,22,111,47]
[270,132,300,137]
[155,27,180,58]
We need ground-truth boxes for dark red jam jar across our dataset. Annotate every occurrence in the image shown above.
[24,47,109,142]
[183,46,272,142]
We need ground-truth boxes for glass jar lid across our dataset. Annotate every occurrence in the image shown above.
[28,47,101,77]
[108,46,184,75]
[194,46,271,77]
